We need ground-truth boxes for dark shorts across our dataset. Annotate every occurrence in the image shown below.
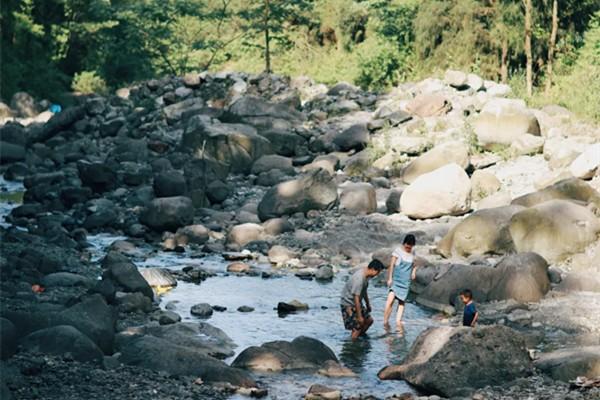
[341,304,370,331]
[388,288,406,303]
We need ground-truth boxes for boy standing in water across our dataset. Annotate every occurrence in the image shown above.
[460,289,479,327]
[340,259,385,341]
[384,234,417,327]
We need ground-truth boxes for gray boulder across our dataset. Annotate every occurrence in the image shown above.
[0,318,17,360]
[535,346,600,381]
[437,205,525,258]
[191,303,213,318]
[117,335,256,387]
[251,154,295,175]
[232,336,338,372]
[402,141,470,184]
[10,92,39,117]
[378,325,532,397]
[102,251,154,299]
[417,253,550,313]
[257,169,338,221]
[509,200,600,263]
[333,124,369,152]
[20,325,104,363]
[140,196,194,232]
[473,99,540,149]
[41,272,94,288]
[511,178,600,209]
[153,171,186,197]
[117,322,235,359]
[339,182,377,215]
[0,141,25,164]
[77,161,117,193]
[182,117,272,174]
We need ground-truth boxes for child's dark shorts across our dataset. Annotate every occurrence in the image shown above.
[341,304,370,331]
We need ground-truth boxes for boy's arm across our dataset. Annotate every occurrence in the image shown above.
[387,256,397,286]
[364,291,371,312]
[354,295,364,323]
[471,311,479,327]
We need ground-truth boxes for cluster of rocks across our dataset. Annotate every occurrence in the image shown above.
[1,66,600,399]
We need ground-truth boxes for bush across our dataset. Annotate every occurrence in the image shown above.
[356,43,412,91]
[71,71,107,94]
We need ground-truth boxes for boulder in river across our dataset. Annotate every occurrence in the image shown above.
[232,336,338,372]
[102,251,154,299]
[140,196,194,232]
[191,303,214,318]
[378,325,532,397]
[257,169,338,221]
[117,335,256,388]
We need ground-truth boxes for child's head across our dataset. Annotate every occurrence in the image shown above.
[403,234,416,252]
[366,259,385,277]
[460,289,473,304]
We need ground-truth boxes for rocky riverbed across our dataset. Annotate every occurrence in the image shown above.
[1,70,600,399]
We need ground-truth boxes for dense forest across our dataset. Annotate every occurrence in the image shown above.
[2,0,599,120]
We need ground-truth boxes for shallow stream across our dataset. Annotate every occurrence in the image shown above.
[0,178,440,400]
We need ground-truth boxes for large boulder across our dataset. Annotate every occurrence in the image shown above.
[260,129,306,157]
[511,178,600,209]
[417,253,550,313]
[182,117,272,174]
[402,141,470,184]
[0,318,17,359]
[232,336,338,372]
[509,200,600,263]
[473,99,540,149]
[257,169,338,221]
[77,161,117,193]
[140,196,194,232]
[569,143,600,180]
[405,94,452,117]
[117,322,236,359]
[487,252,550,302]
[400,163,471,219]
[437,205,525,258]
[251,154,295,175]
[20,325,104,363]
[557,272,600,293]
[535,346,600,381]
[117,335,256,388]
[227,95,305,125]
[102,251,154,299]
[227,223,264,248]
[0,141,25,164]
[333,124,369,152]
[28,106,85,144]
[378,325,532,397]
[153,170,186,197]
[339,182,377,215]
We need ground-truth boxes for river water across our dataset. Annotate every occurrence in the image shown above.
[0,177,440,399]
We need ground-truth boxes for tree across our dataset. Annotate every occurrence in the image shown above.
[238,0,313,73]
[524,0,533,96]
[545,0,558,92]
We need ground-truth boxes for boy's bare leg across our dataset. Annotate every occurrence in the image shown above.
[351,329,361,341]
[383,292,396,326]
[352,316,374,340]
[395,300,405,326]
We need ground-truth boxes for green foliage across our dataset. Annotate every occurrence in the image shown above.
[72,71,107,94]
[356,43,408,90]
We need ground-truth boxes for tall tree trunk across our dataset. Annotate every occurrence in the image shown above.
[525,0,533,96]
[501,38,509,83]
[264,0,271,73]
[545,0,558,93]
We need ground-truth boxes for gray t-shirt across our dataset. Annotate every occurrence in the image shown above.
[340,268,368,307]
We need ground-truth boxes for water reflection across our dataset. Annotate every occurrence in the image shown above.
[340,338,373,372]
